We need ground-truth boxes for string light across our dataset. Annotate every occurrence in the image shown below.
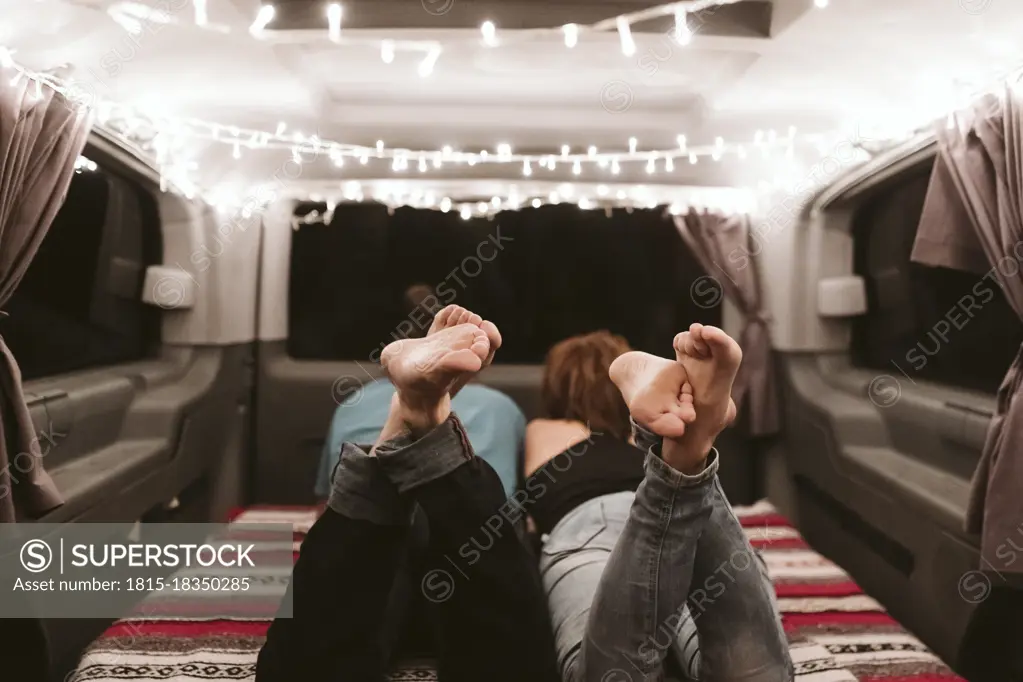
[481,20,497,46]
[674,8,692,45]
[563,23,579,48]
[677,134,687,151]
[250,4,275,35]
[381,40,395,63]
[628,137,638,153]
[327,3,343,43]
[616,16,636,56]
[572,160,582,175]
[646,157,656,174]
[193,0,207,26]
[418,47,440,77]
[814,0,829,7]
[523,160,532,176]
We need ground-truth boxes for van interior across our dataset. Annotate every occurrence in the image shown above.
[2,0,1023,680]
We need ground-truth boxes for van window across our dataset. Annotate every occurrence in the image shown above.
[0,150,162,380]
[850,160,1023,393]
[288,203,720,363]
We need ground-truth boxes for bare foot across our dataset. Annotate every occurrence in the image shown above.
[609,351,696,440]
[380,323,490,433]
[429,305,502,395]
[672,323,742,454]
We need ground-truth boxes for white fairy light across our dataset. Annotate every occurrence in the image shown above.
[572,160,582,175]
[250,4,275,34]
[193,0,208,26]
[689,152,697,164]
[327,3,342,42]
[628,137,638,153]
[418,47,440,77]
[549,190,560,203]
[497,142,512,158]
[814,0,828,7]
[476,201,487,213]
[531,198,542,208]
[646,157,656,174]
[587,145,597,157]
[561,145,570,157]
[522,160,532,176]
[491,196,502,208]
[432,154,442,168]
[418,156,428,172]
[616,16,635,56]
[460,205,472,220]
[665,156,674,172]
[674,8,692,45]
[597,185,608,196]
[359,152,368,164]
[381,40,395,63]
[481,20,497,46]
[611,158,621,174]
[440,197,452,212]
[563,23,579,48]
[376,140,384,153]
[275,121,287,136]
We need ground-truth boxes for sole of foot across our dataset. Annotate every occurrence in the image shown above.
[428,305,502,394]
[609,350,696,439]
[381,324,490,426]
[673,323,742,432]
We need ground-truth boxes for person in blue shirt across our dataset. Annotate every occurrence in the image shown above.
[315,295,525,499]
[315,378,524,498]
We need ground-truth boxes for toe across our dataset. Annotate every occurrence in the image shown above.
[480,320,502,349]
[467,312,483,327]
[670,401,697,423]
[469,329,491,361]
[434,305,459,329]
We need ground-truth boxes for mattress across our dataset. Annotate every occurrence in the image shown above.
[70,502,965,681]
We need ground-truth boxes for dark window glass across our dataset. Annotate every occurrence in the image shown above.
[1,149,162,380]
[288,203,720,362]
[851,161,1023,392]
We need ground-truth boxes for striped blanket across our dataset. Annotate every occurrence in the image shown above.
[70,502,964,682]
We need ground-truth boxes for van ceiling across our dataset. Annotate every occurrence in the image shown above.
[4,0,1022,192]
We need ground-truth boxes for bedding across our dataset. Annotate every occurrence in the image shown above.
[70,502,965,682]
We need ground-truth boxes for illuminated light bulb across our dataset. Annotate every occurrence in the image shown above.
[616,16,635,56]
[392,157,402,171]
[578,197,592,210]
[522,160,532,176]
[688,152,697,164]
[418,47,440,77]
[424,192,436,207]
[665,156,674,172]
[442,145,453,156]
[476,201,487,213]
[611,158,621,174]
[814,0,828,7]
[597,157,609,169]
[559,183,574,198]
[714,136,724,148]
[480,150,489,160]
[274,121,287,136]
[491,196,501,208]
[327,3,343,42]
[629,137,638,153]
[467,157,477,166]
[376,140,384,153]
[712,149,722,161]
[250,4,275,34]
[646,157,656,174]
[616,189,627,200]
[549,191,560,203]
[432,155,442,168]
[597,184,609,196]
[440,197,452,212]
[460,205,472,220]
[674,8,692,45]
[381,40,395,63]
[563,23,579,48]
[587,145,597,157]
[497,142,512,157]
[531,198,542,208]
[418,156,427,172]
[481,20,497,46]
[572,160,582,175]
[193,0,208,26]
[677,134,687,151]
[548,157,557,170]
[333,153,344,167]
[561,145,570,157]
[359,153,368,164]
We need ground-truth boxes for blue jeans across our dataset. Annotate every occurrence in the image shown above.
[540,423,792,682]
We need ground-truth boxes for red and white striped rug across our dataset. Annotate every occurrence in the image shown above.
[70,502,965,682]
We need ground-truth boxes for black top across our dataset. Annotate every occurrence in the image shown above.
[525,432,646,536]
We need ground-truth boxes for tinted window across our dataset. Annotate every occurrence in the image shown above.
[288,203,720,362]
[851,161,1023,392]
[1,150,162,380]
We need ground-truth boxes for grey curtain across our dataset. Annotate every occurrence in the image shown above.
[911,83,1023,578]
[0,73,92,522]
[674,211,779,436]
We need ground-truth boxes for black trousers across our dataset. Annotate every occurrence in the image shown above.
[255,455,560,682]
